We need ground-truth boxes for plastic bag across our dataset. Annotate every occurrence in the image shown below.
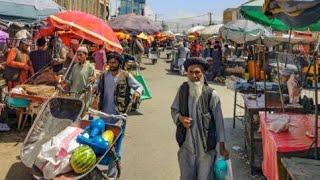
[34,126,83,179]
[269,118,289,133]
[225,159,234,180]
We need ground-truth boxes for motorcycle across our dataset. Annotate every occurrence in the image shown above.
[148,49,159,64]
[165,46,173,59]
[170,54,187,76]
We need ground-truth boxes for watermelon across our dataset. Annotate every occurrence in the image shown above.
[70,145,97,174]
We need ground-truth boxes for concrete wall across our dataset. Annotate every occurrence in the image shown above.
[54,0,109,20]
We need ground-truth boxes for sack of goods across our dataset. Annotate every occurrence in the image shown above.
[34,126,83,179]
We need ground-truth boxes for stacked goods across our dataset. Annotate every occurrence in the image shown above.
[18,84,55,98]
[31,68,59,85]
[70,145,97,174]
[225,66,245,75]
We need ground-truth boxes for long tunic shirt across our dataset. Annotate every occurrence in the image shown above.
[171,88,226,180]
[68,61,95,93]
[101,72,144,115]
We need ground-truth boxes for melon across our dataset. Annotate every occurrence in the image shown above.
[102,130,115,143]
[70,145,97,174]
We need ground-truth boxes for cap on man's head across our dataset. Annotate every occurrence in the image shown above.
[107,52,123,63]
[131,32,138,37]
[20,38,31,46]
[77,46,88,54]
[183,57,209,71]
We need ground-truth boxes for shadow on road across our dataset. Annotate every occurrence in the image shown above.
[0,129,28,144]
[128,111,144,116]
[5,162,32,180]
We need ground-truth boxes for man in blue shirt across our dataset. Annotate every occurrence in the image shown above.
[95,52,143,179]
[30,38,52,73]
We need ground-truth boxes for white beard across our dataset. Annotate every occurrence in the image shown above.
[188,79,204,102]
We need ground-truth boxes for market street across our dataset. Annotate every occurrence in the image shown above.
[0,56,262,180]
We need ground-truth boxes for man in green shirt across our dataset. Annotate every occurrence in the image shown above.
[65,46,95,106]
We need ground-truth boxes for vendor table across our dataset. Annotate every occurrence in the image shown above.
[281,157,320,180]
[243,94,304,174]
[233,89,261,129]
[260,112,320,180]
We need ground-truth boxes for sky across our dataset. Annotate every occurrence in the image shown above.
[147,0,247,22]
[109,0,248,32]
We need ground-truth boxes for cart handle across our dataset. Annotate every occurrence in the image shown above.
[88,108,127,120]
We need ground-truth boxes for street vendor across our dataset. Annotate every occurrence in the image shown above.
[63,46,95,104]
[5,39,34,90]
[30,38,52,73]
[171,58,229,180]
[95,52,143,179]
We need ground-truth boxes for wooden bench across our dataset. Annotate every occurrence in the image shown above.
[281,157,320,180]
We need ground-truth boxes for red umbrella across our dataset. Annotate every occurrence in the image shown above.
[42,11,122,53]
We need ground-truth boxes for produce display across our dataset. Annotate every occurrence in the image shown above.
[17,84,56,98]
[70,145,97,174]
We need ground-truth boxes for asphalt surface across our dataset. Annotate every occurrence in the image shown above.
[0,55,264,180]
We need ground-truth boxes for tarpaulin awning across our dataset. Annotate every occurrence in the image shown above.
[109,14,161,34]
[43,11,122,53]
[219,19,271,44]
[200,24,223,36]
[263,0,320,28]
[187,26,205,34]
[240,0,320,31]
[0,0,63,24]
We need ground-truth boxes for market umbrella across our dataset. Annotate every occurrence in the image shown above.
[109,14,161,34]
[137,32,148,40]
[240,0,320,31]
[0,0,63,24]
[219,19,271,44]
[0,29,8,43]
[263,0,320,28]
[200,24,223,36]
[43,11,122,53]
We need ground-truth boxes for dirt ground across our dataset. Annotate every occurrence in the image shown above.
[0,56,264,180]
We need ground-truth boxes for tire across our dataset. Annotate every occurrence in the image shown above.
[152,59,157,64]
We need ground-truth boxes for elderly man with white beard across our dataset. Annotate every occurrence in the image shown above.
[171,58,229,180]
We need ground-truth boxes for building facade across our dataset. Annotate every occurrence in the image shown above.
[54,0,110,20]
[223,8,240,24]
[119,0,145,16]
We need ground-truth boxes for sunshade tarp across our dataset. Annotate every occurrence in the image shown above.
[0,0,63,24]
[200,24,223,36]
[109,14,161,34]
[241,0,320,31]
[187,26,205,34]
[263,0,320,28]
[38,11,122,53]
[262,33,315,47]
[220,19,271,44]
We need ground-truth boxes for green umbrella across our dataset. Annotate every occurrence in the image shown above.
[240,0,320,31]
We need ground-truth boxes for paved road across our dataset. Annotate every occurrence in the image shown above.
[0,55,263,180]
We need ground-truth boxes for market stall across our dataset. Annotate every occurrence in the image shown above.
[242,94,304,174]
[260,112,320,180]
